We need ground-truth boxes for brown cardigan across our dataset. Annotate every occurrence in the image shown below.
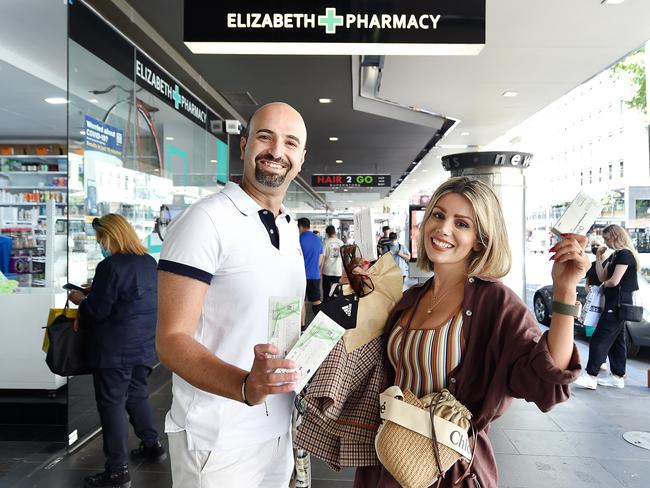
[355,276,582,488]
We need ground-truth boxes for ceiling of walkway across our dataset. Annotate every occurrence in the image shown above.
[3,1,650,211]
[120,0,650,209]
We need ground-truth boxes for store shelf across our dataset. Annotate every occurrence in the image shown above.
[0,155,64,159]
[2,186,67,191]
[36,215,85,220]
[3,171,66,175]
[0,203,67,206]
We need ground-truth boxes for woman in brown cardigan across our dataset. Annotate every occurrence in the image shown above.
[355,177,588,487]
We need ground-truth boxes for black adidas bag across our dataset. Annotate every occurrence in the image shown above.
[315,285,358,329]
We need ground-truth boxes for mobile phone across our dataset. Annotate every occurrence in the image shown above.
[63,283,89,294]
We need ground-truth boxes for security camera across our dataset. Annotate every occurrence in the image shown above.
[224,120,241,135]
[209,119,242,135]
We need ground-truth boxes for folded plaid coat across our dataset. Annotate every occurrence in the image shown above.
[295,335,387,470]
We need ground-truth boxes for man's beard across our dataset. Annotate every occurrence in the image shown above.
[255,153,291,188]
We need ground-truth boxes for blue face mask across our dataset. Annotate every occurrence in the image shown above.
[99,243,111,258]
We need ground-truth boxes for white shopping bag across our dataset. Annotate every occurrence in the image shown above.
[581,285,604,328]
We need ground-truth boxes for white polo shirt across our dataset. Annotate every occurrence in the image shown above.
[159,182,306,451]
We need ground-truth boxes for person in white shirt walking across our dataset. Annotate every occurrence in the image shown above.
[321,225,344,301]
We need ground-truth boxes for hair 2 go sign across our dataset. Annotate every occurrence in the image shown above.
[312,174,391,188]
[184,1,485,55]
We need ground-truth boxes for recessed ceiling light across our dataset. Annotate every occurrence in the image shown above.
[88,98,99,104]
[461,132,470,136]
[343,189,348,192]
[165,136,175,141]
[79,130,85,135]
[329,137,339,141]
[422,169,429,173]
[210,159,217,163]
[502,91,519,97]
[45,97,68,104]
[318,98,333,104]
[335,159,343,163]
[411,161,418,165]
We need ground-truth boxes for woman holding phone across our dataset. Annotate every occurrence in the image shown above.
[68,214,164,488]
[575,224,640,390]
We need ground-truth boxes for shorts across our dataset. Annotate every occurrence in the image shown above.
[305,279,321,302]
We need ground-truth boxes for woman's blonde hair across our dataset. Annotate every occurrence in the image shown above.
[92,214,147,255]
[416,176,511,278]
[602,224,640,268]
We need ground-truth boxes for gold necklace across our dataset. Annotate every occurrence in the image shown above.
[426,279,466,314]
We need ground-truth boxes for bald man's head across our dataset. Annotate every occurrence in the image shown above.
[240,102,307,191]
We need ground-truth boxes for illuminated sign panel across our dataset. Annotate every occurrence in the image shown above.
[312,174,391,188]
[135,52,207,128]
[184,1,485,55]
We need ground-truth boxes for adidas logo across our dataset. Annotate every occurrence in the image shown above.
[342,304,352,317]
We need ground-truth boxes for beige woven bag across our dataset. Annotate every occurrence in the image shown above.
[375,386,473,488]
[375,297,476,488]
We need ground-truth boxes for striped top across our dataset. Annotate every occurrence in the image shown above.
[387,310,465,397]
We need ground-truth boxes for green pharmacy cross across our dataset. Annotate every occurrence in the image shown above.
[318,8,344,34]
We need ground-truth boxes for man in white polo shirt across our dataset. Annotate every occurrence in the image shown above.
[156,102,307,487]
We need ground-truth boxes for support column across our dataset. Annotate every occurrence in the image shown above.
[441,151,533,299]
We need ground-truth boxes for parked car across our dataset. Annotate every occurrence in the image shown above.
[533,274,650,358]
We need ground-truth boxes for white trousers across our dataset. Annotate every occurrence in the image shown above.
[168,430,293,488]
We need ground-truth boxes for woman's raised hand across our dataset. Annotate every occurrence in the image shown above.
[549,233,590,290]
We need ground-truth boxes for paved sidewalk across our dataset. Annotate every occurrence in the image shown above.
[10,340,650,488]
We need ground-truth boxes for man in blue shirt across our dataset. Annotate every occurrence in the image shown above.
[298,217,323,327]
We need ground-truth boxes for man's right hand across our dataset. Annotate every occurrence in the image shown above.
[244,344,300,405]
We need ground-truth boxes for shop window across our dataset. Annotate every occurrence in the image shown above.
[635,200,650,220]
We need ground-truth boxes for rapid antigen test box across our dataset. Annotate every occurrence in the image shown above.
[551,191,602,237]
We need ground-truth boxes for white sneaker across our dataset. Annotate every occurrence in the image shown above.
[597,374,625,389]
[574,373,598,390]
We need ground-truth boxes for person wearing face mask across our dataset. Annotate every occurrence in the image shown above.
[584,235,610,294]
[575,224,640,390]
[355,177,587,488]
[68,213,163,488]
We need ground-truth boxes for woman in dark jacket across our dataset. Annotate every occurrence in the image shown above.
[355,177,587,488]
[69,214,165,488]
[575,224,640,390]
